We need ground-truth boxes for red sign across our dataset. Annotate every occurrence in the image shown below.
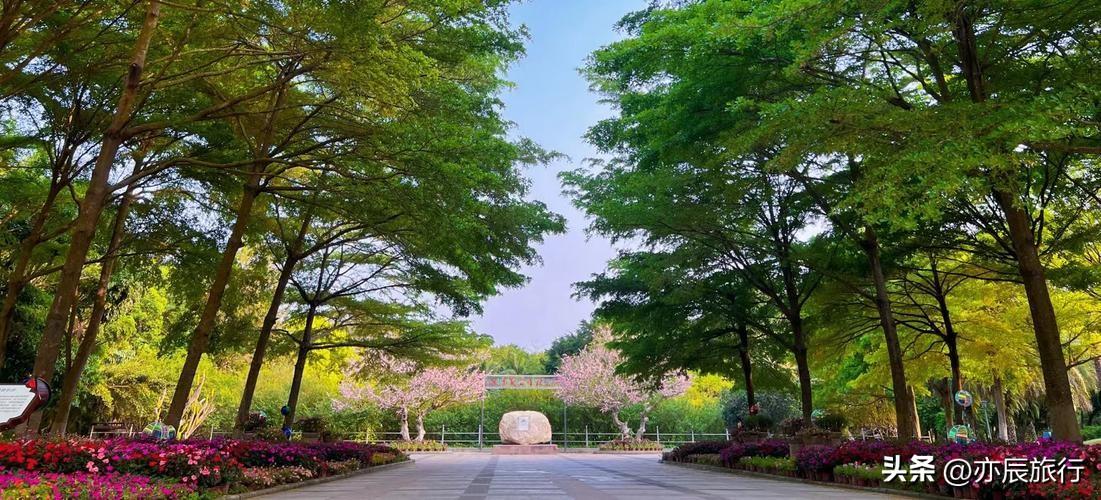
[484,375,560,390]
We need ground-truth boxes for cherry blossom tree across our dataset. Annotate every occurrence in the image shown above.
[337,365,485,441]
[555,326,690,440]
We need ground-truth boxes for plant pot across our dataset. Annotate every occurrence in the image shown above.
[798,432,843,447]
[952,486,978,499]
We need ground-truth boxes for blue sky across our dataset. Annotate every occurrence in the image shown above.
[468,0,646,350]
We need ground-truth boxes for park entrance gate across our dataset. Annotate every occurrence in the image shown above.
[478,374,560,449]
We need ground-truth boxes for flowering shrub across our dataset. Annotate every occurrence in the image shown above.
[324,459,363,476]
[599,438,663,451]
[239,466,315,489]
[794,445,836,474]
[369,452,398,466]
[719,439,788,466]
[676,438,1101,498]
[0,471,196,499]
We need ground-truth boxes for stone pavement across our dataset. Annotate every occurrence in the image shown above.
[262,452,900,499]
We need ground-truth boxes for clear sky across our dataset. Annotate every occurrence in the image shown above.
[468,0,646,350]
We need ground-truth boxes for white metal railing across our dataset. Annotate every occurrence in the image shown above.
[342,425,729,449]
[89,425,233,440]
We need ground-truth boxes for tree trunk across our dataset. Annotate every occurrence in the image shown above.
[635,403,652,440]
[0,182,63,368]
[792,345,813,422]
[946,338,964,423]
[993,190,1081,442]
[399,409,411,441]
[26,2,161,433]
[611,412,632,440]
[951,6,1080,443]
[942,379,955,429]
[737,322,755,407]
[415,413,426,442]
[1006,392,1019,443]
[281,302,316,432]
[993,375,1009,441]
[51,188,135,435]
[235,256,298,430]
[909,385,922,438]
[785,310,814,422]
[933,265,965,424]
[166,179,261,427]
[861,226,918,439]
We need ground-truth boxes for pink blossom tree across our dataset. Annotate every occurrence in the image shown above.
[337,365,485,441]
[555,326,690,440]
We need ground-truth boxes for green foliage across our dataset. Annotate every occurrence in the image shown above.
[739,456,796,473]
[1081,426,1101,442]
[543,321,594,373]
[389,440,447,452]
[743,415,774,432]
[721,391,798,430]
[834,464,883,482]
[482,344,547,375]
[814,414,847,433]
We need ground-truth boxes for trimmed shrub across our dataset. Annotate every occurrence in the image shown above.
[389,440,447,452]
[743,415,773,432]
[691,454,723,466]
[665,440,732,462]
[814,413,847,432]
[719,439,788,466]
[738,456,795,473]
[599,438,663,451]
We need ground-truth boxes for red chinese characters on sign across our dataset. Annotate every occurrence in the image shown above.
[484,375,560,390]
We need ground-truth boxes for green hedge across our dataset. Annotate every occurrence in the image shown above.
[1081,425,1101,441]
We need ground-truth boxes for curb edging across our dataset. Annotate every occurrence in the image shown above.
[223,459,413,498]
[661,460,944,499]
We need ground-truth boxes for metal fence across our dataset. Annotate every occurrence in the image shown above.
[342,426,730,449]
[89,425,233,440]
[91,424,931,446]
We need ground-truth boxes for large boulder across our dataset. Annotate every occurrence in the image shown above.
[498,411,552,445]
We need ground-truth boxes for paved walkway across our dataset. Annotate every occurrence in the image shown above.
[263,452,898,499]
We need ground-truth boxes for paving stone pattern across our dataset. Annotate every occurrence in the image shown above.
[262,452,899,499]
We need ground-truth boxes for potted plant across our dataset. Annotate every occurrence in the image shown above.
[733,415,773,443]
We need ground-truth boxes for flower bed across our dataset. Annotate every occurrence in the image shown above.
[739,456,796,476]
[388,440,448,452]
[719,439,789,466]
[834,463,882,488]
[0,437,406,497]
[664,438,1101,498]
[0,471,197,498]
[662,440,731,462]
[599,438,663,451]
